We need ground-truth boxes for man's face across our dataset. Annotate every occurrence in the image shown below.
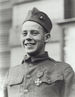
[21,21,46,56]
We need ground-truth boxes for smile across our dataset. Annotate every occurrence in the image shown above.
[25,43,36,46]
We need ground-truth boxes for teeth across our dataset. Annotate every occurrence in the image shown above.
[25,43,35,45]
[27,44,32,45]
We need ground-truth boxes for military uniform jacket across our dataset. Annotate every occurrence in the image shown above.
[3,52,74,97]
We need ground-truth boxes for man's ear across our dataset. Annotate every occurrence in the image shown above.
[45,33,51,42]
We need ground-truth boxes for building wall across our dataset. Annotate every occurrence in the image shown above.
[12,0,64,26]
[0,1,12,96]
[57,19,75,71]
[0,1,12,77]
[64,24,75,71]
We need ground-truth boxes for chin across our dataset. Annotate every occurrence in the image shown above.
[27,50,39,56]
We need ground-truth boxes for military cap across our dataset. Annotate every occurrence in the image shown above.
[23,7,52,33]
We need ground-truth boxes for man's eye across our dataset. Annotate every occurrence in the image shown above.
[31,30,39,35]
[22,32,27,36]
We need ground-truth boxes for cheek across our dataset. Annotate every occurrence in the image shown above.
[35,34,45,42]
[20,36,25,46]
[36,37,45,47]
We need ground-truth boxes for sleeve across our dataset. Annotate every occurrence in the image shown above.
[3,85,8,97]
[3,72,9,97]
[63,65,75,97]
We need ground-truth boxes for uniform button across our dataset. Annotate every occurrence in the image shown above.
[47,79,51,83]
[37,71,44,78]
[26,74,31,78]
[29,64,32,67]
[24,89,29,94]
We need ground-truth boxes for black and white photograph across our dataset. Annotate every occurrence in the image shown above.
[0,0,75,97]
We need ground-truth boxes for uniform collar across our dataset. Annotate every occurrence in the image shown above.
[22,52,49,63]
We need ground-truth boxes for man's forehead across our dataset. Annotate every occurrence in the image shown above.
[22,21,43,30]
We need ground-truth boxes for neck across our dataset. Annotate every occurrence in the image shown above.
[27,49,45,58]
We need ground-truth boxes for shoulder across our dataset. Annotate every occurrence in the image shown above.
[49,57,73,70]
[47,58,74,81]
[8,64,24,77]
[55,61,74,72]
[54,61,74,79]
[48,57,74,74]
[9,64,24,74]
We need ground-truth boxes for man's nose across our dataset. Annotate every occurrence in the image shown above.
[26,38,32,41]
[26,33,32,41]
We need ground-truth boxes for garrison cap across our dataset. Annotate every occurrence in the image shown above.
[23,7,52,33]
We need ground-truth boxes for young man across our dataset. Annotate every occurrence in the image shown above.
[4,7,74,97]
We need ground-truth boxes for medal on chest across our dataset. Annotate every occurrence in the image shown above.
[34,70,44,86]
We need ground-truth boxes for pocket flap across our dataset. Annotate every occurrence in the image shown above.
[8,66,24,86]
[41,71,64,84]
[50,71,64,82]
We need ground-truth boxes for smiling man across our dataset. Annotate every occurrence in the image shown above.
[3,7,75,97]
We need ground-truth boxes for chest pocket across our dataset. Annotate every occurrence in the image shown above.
[8,73,24,86]
[34,70,64,86]
[6,69,25,97]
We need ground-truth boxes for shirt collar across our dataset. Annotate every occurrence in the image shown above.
[22,52,49,63]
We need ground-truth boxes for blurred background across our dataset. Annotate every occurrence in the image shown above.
[0,0,75,96]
